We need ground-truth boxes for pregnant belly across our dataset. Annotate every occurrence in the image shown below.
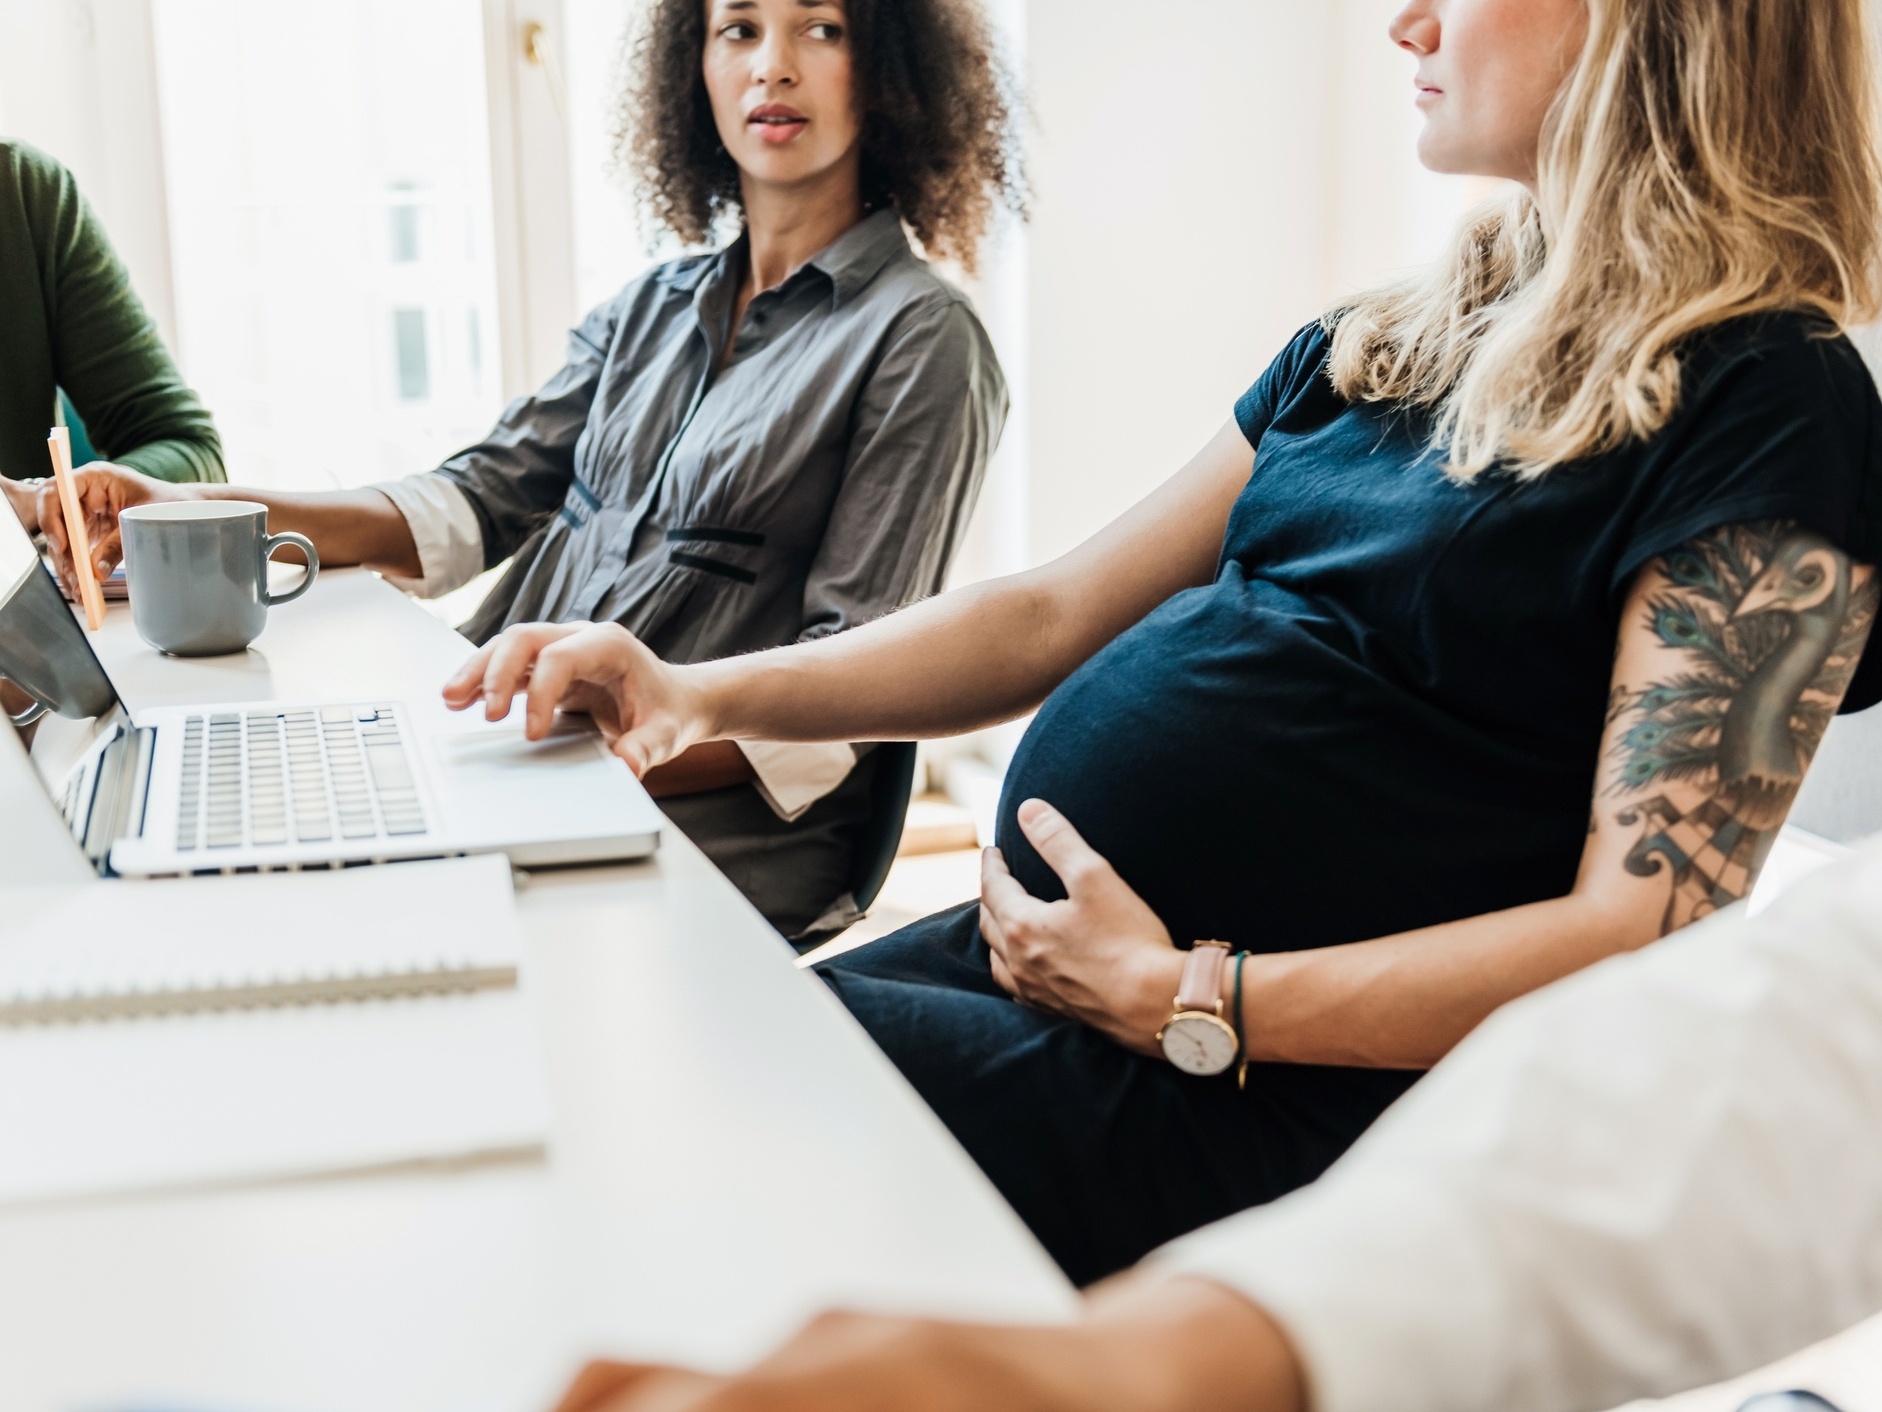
[993,590,1587,952]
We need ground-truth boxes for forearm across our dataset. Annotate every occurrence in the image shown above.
[1234,893,1657,1069]
[182,484,420,577]
[692,570,1075,744]
[976,802,1647,1069]
[452,423,1249,768]
[1071,1273,1306,1412]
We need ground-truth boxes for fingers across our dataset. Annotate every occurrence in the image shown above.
[979,848,1058,1008]
[553,1361,664,1412]
[439,624,578,722]
[524,633,598,739]
[90,524,122,583]
[444,623,645,742]
[475,631,540,723]
[77,470,125,579]
[36,483,72,584]
[978,877,1022,1001]
[550,1362,726,1412]
[1014,799,1112,897]
[979,843,1048,934]
[36,475,123,589]
[469,623,583,728]
[524,625,636,739]
[445,622,693,777]
[983,908,1022,999]
[442,642,499,710]
[978,895,1007,962]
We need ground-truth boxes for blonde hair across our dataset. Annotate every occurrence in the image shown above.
[1329,0,1882,480]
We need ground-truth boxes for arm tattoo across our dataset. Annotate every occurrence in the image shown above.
[1610,521,1877,933]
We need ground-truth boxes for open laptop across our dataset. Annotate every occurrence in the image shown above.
[0,499,663,876]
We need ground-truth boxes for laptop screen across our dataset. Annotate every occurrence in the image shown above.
[0,498,122,723]
[0,497,130,873]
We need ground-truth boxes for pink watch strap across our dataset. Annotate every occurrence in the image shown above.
[1174,941,1229,1014]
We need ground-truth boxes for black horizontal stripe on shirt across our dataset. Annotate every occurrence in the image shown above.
[669,550,757,584]
[665,526,765,547]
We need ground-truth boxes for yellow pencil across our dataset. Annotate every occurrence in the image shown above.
[47,426,105,631]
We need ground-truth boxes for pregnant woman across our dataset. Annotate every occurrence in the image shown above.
[449,0,1882,1285]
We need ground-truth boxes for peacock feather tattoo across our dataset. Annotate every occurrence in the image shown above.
[1612,522,1877,932]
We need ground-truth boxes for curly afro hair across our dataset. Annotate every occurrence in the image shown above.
[615,0,1027,273]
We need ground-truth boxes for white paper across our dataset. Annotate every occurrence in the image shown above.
[0,856,549,1206]
[0,854,522,1004]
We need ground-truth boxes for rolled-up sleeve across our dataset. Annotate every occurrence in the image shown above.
[371,472,486,598]
[796,294,1006,641]
[1151,838,1882,1412]
[434,298,618,567]
[737,740,861,822]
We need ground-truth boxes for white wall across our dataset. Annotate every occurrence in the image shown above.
[1013,0,1475,567]
[0,0,178,346]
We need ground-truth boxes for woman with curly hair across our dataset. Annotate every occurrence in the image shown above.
[47,0,1026,941]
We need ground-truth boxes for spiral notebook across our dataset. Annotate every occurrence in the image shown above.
[0,854,546,1206]
[0,853,523,1025]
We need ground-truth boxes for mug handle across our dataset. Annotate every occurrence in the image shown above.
[1,676,48,729]
[262,531,320,607]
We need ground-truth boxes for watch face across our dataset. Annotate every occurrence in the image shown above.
[1160,1012,1238,1076]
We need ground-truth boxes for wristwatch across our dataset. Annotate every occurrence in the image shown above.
[1157,940,1238,1076]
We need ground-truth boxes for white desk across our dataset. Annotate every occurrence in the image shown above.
[0,569,1074,1412]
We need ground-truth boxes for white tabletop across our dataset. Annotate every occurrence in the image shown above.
[0,570,1073,1412]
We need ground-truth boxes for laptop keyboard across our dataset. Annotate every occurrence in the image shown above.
[174,704,428,852]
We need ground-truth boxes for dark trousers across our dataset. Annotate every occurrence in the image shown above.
[818,902,1422,1286]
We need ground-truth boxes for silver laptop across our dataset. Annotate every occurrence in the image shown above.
[0,501,662,876]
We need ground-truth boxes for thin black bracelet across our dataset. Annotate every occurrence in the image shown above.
[1232,950,1250,1090]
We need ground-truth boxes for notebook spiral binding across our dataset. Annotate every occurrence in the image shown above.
[0,963,517,1027]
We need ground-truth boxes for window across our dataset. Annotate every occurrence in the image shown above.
[392,309,431,402]
[150,0,506,491]
[388,189,424,265]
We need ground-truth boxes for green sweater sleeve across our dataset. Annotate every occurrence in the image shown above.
[0,142,224,484]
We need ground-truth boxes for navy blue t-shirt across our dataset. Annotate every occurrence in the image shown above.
[995,313,1882,952]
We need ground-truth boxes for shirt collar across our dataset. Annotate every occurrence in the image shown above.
[657,207,908,306]
[805,208,909,305]
[658,251,720,295]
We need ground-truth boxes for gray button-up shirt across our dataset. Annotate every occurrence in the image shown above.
[450,208,1007,661]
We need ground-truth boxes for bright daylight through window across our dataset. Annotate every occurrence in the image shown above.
[150,0,504,491]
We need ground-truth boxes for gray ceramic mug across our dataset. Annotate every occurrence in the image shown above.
[119,501,318,656]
